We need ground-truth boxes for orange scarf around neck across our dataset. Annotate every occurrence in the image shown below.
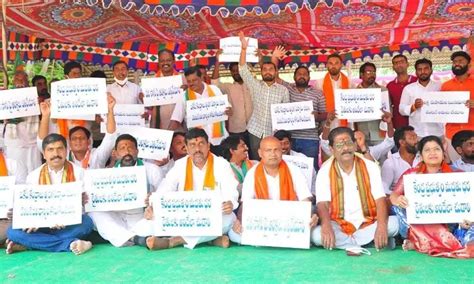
[254,161,297,201]
[185,85,225,139]
[0,153,8,176]
[39,161,76,185]
[416,161,453,174]
[323,72,349,127]
[184,154,216,191]
[329,156,377,235]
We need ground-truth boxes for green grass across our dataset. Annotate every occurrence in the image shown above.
[1,244,472,283]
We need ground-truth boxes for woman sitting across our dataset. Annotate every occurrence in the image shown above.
[390,135,474,258]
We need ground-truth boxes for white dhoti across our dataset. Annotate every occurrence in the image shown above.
[133,213,236,250]
[311,216,399,249]
[88,208,144,247]
[5,145,41,173]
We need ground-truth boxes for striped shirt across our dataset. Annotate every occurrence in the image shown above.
[281,81,326,140]
[239,64,289,138]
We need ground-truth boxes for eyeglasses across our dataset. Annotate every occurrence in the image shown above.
[333,140,355,150]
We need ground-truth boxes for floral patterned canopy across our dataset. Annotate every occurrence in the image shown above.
[2,0,473,71]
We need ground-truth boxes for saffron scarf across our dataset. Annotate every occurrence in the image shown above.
[39,161,76,185]
[329,156,377,235]
[416,160,453,174]
[254,161,297,201]
[57,119,86,140]
[68,150,91,169]
[0,153,8,176]
[184,154,216,191]
[231,159,254,184]
[322,72,349,127]
[185,85,225,138]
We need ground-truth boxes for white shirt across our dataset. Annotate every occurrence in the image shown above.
[381,152,421,194]
[287,150,316,195]
[68,132,117,169]
[170,84,229,146]
[242,161,312,201]
[107,81,142,104]
[399,80,444,137]
[452,159,474,172]
[27,163,84,185]
[143,162,164,192]
[320,136,394,163]
[4,156,27,184]
[316,157,385,229]
[157,154,239,209]
[159,159,175,176]
[3,116,39,147]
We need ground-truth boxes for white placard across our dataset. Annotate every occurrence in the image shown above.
[127,127,174,160]
[50,78,108,119]
[152,191,223,237]
[141,76,183,106]
[219,36,259,63]
[12,182,83,229]
[0,87,40,119]
[101,104,145,133]
[271,101,315,131]
[282,155,313,192]
[186,95,229,128]
[420,91,469,123]
[404,172,474,224]
[241,199,311,249]
[84,166,148,212]
[335,88,382,120]
[0,177,16,218]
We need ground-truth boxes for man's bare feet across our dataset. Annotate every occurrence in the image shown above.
[402,239,414,251]
[146,236,170,250]
[70,240,92,255]
[169,236,185,248]
[212,235,230,248]
[146,236,186,250]
[5,239,27,254]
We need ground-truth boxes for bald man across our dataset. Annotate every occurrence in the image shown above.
[228,136,318,244]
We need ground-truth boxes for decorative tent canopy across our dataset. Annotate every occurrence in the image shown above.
[1,0,473,72]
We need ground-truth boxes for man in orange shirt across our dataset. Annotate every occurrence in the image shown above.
[441,51,474,161]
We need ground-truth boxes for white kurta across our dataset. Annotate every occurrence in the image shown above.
[229,161,312,244]
[107,81,142,105]
[3,116,42,173]
[170,84,229,146]
[135,154,238,249]
[312,156,398,249]
[68,132,118,169]
[27,163,85,185]
[88,161,163,247]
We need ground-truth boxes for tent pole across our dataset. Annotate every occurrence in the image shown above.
[1,0,7,88]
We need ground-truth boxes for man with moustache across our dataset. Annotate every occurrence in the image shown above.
[159,132,187,175]
[355,63,387,145]
[441,51,474,161]
[271,49,327,169]
[88,134,163,247]
[386,55,417,129]
[381,126,421,195]
[451,130,474,172]
[316,53,353,129]
[312,127,398,250]
[2,71,42,173]
[6,134,94,255]
[399,58,444,138]
[37,95,117,170]
[227,136,318,245]
[238,32,289,159]
[142,128,239,250]
[212,50,253,149]
[168,66,231,155]
[151,49,186,129]
[31,75,50,103]
[107,61,144,104]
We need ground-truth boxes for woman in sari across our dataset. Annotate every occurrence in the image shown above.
[390,135,474,258]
